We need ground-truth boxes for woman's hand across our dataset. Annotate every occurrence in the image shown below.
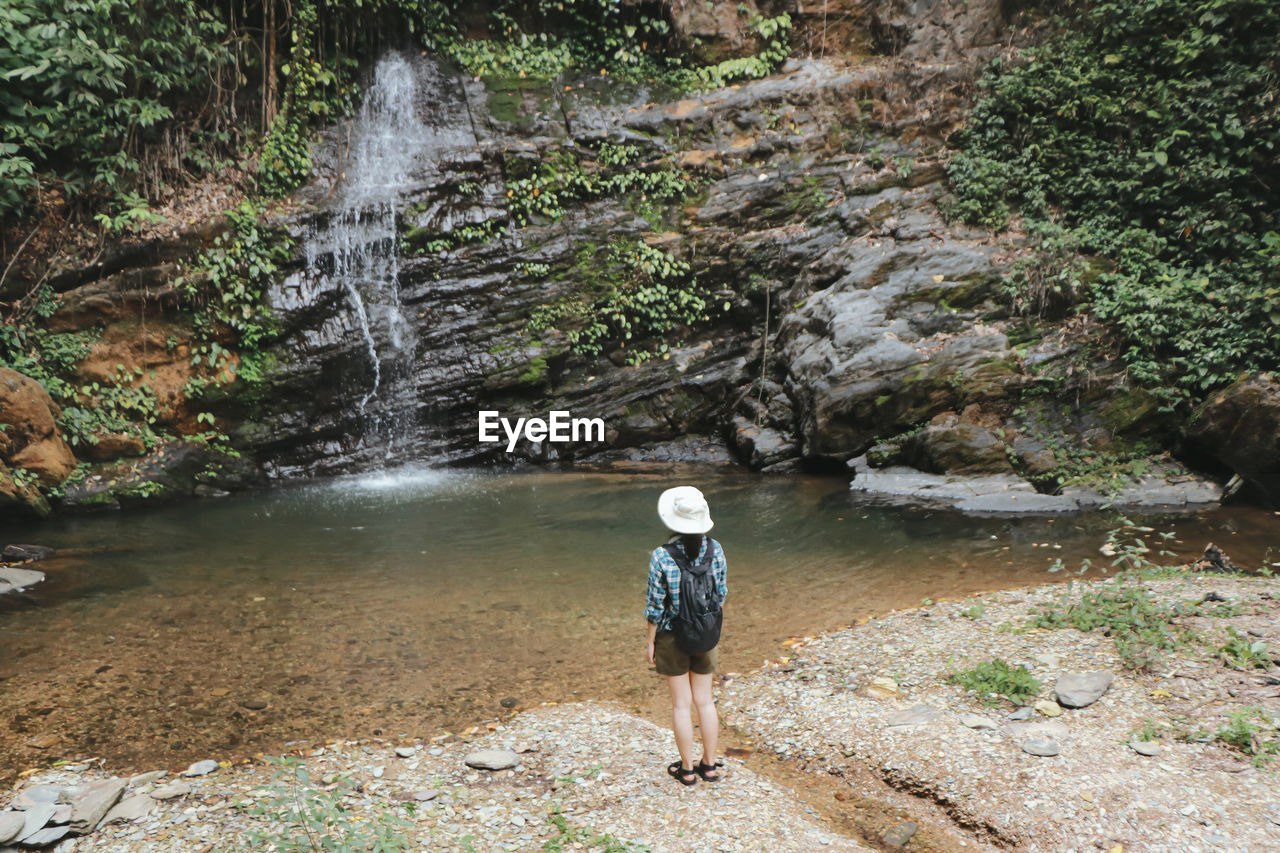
[646,641,655,665]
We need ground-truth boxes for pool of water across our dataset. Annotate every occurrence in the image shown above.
[1,467,1275,783]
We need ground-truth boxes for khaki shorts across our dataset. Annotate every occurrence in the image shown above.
[654,630,719,676]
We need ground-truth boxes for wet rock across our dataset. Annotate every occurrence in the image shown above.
[1054,671,1114,709]
[0,461,50,518]
[0,568,46,596]
[899,413,1014,476]
[182,759,219,777]
[849,457,1077,513]
[1021,739,1060,757]
[1,544,55,563]
[1187,373,1280,506]
[886,704,942,727]
[1192,543,1241,574]
[1130,741,1161,757]
[464,749,520,771]
[67,777,125,833]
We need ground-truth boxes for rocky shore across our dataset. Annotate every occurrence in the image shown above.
[4,569,1277,852]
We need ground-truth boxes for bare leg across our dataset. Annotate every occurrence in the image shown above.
[690,671,719,778]
[666,674,695,771]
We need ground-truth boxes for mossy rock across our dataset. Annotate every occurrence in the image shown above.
[1098,387,1165,436]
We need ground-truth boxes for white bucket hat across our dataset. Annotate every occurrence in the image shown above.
[657,486,714,534]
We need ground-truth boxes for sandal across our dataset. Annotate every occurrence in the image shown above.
[696,760,722,782]
[667,760,698,786]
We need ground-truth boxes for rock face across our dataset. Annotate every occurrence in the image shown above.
[0,367,76,486]
[1187,373,1280,506]
[7,2,1268,517]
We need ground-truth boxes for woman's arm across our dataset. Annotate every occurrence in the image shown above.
[646,620,658,664]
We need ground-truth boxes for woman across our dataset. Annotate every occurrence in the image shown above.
[644,485,728,786]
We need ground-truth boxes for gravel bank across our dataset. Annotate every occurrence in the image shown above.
[3,704,870,852]
[723,572,1280,852]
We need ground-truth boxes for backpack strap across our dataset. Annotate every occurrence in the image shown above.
[662,539,713,574]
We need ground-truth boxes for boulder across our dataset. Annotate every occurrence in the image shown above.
[0,462,51,518]
[899,411,1014,475]
[0,367,75,486]
[1,544,55,562]
[1187,374,1280,505]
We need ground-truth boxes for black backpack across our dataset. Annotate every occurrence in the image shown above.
[663,539,723,654]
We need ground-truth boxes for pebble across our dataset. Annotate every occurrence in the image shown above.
[127,771,166,788]
[395,747,417,758]
[182,760,219,777]
[1020,739,1061,757]
[959,714,998,730]
[882,821,917,848]
[464,749,520,771]
[1034,700,1063,718]
[1130,741,1161,757]
[1007,706,1034,721]
[150,783,192,801]
[886,704,941,727]
[1054,671,1114,708]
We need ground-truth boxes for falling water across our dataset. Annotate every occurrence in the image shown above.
[302,53,428,454]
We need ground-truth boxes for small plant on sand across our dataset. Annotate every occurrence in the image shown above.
[1213,707,1280,766]
[947,658,1041,707]
[960,604,986,620]
[541,806,651,852]
[1031,520,1197,671]
[1218,628,1274,672]
[229,755,413,852]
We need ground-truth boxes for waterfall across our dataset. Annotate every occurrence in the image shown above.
[302,53,428,459]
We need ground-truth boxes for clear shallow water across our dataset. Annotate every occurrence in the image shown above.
[1,468,1276,782]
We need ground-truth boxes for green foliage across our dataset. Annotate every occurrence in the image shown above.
[946,658,1042,707]
[1213,707,1280,765]
[693,13,792,88]
[960,604,986,620]
[0,0,231,217]
[950,0,1280,395]
[1217,627,1273,671]
[529,240,719,365]
[228,755,413,853]
[180,201,292,358]
[506,143,699,228]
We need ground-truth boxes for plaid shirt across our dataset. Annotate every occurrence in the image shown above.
[644,537,728,632]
